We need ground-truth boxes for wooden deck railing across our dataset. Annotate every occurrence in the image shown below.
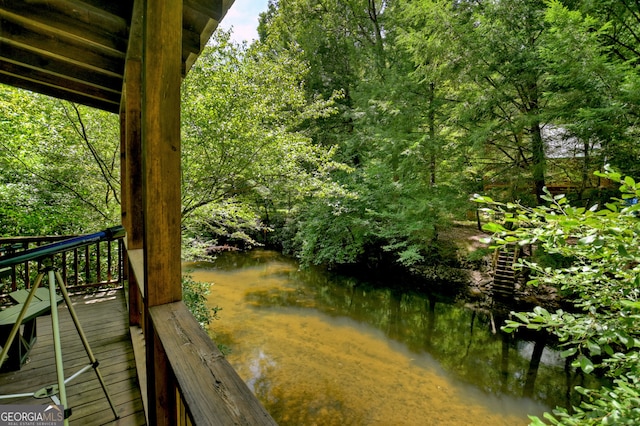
[0,233,124,295]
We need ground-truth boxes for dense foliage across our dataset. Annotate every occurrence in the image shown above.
[180,32,344,254]
[0,87,120,235]
[2,2,639,269]
[476,169,640,424]
[182,273,221,327]
[255,0,640,267]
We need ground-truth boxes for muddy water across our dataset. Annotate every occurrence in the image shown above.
[187,250,593,425]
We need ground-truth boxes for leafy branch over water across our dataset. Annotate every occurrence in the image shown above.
[474,169,640,425]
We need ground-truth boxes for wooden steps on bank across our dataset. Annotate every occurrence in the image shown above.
[492,247,520,300]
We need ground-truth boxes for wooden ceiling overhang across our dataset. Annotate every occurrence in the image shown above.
[0,0,232,113]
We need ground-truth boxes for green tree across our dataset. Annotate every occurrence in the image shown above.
[261,0,388,155]
[397,0,552,202]
[259,0,473,268]
[0,85,120,235]
[396,0,640,205]
[180,32,342,251]
[462,0,550,203]
[565,1,640,180]
[540,2,638,194]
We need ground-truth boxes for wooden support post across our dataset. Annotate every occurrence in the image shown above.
[122,2,144,252]
[122,0,145,328]
[150,325,176,424]
[142,0,182,306]
[141,0,183,424]
[120,110,128,234]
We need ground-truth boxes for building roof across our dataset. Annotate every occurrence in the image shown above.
[0,0,232,113]
[543,125,601,159]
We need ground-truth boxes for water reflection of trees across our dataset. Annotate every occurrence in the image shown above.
[212,250,603,411]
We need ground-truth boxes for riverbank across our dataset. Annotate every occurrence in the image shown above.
[434,222,560,312]
[207,220,560,311]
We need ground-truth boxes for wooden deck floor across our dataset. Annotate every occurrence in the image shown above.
[0,288,146,425]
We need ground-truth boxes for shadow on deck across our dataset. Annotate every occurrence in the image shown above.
[0,288,146,425]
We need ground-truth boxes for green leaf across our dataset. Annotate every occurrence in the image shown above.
[542,412,561,425]
[473,195,494,203]
[579,355,595,374]
[621,300,640,310]
[578,234,596,245]
[482,222,506,233]
[616,332,631,348]
[618,245,629,256]
[512,312,530,324]
[602,344,614,356]
[599,171,621,182]
[533,306,549,317]
[528,415,549,426]
[586,340,601,356]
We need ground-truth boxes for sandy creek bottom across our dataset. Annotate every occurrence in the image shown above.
[187,251,551,425]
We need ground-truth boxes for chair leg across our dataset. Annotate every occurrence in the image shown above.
[22,318,37,347]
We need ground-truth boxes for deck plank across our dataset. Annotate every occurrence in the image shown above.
[0,288,146,425]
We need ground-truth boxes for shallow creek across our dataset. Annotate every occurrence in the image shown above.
[185,250,597,425]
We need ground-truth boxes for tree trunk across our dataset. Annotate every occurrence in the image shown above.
[531,121,546,203]
[428,82,436,187]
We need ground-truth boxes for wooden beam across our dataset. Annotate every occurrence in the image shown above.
[182,0,234,74]
[72,0,134,20]
[0,0,130,52]
[184,0,223,23]
[122,0,145,336]
[122,0,144,250]
[0,14,125,76]
[142,0,183,423]
[141,0,182,307]
[0,0,237,113]
[0,71,120,112]
[0,59,120,103]
[182,27,201,58]
[0,41,122,92]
